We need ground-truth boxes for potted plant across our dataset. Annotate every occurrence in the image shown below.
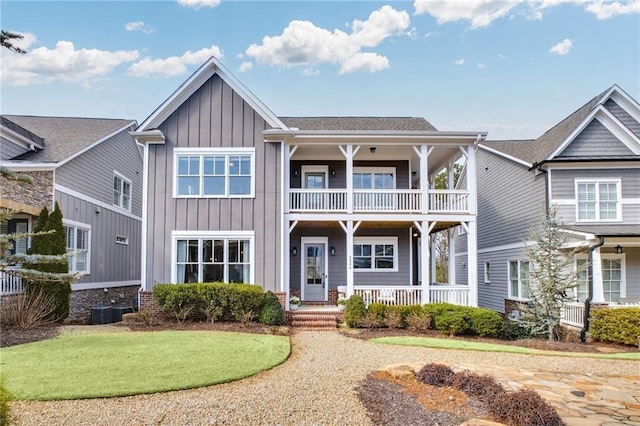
[337,297,347,311]
[289,296,301,310]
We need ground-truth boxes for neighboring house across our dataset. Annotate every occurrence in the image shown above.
[456,85,640,322]
[0,115,143,319]
[133,57,485,310]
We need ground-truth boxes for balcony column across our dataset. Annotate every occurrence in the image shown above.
[448,228,456,285]
[590,246,605,303]
[412,145,433,214]
[466,220,478,307]
[430,235,437,283]
[339,144,359,214]
[466,145,478,215]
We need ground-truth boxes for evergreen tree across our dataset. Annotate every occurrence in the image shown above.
[27,206,48,255]
[0,30,26,54]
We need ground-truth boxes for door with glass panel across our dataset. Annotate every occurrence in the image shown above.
[301,237,328,302]
[353,167,395,210]
[302,166,328,210]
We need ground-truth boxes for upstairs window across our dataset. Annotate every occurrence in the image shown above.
[174,148,254,198]
[576,180,620,222]
[353,167,396,190]
[113,173,131,211]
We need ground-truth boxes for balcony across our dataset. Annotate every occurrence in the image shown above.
[288,189,470,214]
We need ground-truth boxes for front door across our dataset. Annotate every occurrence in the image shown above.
[301,237,328,302]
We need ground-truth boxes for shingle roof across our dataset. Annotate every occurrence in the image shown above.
[564,224,640,237]
[279,117,437,131]
[1,116,44,147]
[2,115,135,163]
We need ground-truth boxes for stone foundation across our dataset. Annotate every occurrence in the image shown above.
[69,285,140,323]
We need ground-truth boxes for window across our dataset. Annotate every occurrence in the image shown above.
[508,260,530,299]
[353,237,398,272]
[484,261,491,284]
[0,219,28,257]
[113,173,131,211]
[575,258,588,301]
[576,180,620,222]
[602,257,622,302]
[173,232,253,284]
[353,167,395,189]
[65,221,90,273]
[174,148,254,198]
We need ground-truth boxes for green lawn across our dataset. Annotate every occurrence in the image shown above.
[0,330,290,400]
[372,336,640,360]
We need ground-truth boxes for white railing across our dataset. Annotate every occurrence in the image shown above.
[353,190,421,212]
[429,285,470,306]
[289,189,347,212]
[354,286,423,306]
[429,189,469,213]
[560,302,585,327]
[1,268,25,295]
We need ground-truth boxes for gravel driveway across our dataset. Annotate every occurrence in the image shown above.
[10,331,638,426]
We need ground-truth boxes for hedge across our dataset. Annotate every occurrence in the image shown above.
[590,307,640,346]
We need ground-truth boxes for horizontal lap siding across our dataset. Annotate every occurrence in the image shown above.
[477,247,525,312]
[605,99,640,138]
[559,120,634,157]
[623,247,640,298]
[146,74,281,291]
[1,137,29,160]
[56,191,141,284]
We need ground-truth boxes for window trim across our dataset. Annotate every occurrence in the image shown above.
[64,219,91,274]
[575,252,626,303]
[113,171,132,212]
[575,179,622,223]
[483,261,491,284]
[173,147,255,199]
[301,165,329,189]
[171,230,255,284]
[353,236,398,272]
[507,259,530,301]
[353,167,397,190]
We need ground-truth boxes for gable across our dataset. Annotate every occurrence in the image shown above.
[605,99,640,138]
[557,119,636,158]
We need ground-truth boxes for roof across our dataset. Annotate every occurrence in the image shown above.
[564,224,640,237]
[2,115,135,163]
[481,85,640,166]
[279,117,437,132]
[1,116,44,148]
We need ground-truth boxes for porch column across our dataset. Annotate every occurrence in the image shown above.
[415,220,431,304]
[284,220,298,309]
[466,220,478,307]
[340,220,361,297]
[430,235,437,283]
[591,246,605,303]
[448,228,456,285]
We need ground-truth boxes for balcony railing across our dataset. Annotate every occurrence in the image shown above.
[429,285,470,305]
[352,285,471,307]
[1,268,25,296]
[289,189,470,214]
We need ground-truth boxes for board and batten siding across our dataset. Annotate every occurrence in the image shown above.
[56,191,142,285]
[56,129,143,217]
[1,136,29,160]
[558,120,635,157]
[145,74,281,291]
[551,168,640,224]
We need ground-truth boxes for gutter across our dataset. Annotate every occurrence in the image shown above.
[580,236,605,343]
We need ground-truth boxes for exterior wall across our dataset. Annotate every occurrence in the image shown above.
[56,191,142,285]
[478,246,527,312]
[623,247,640,299]
[550,167,640,224]
[69,284,140,322]
[604,99,640,137]
[0,170,53,214]
[559,120,634,157]
[1,136,29,160]
[144,74,281,291]
[289,160,410,189]
[56,129,143,217]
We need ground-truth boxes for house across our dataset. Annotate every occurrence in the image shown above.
[0,115,143,320]
[132,57,486,310]
[455,85,640,324]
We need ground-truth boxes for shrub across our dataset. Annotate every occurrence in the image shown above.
[590,307,640,346]
[367,303,387,322]
[0,289,58,329]
[259,291,284,326]
[499,320,531,340]
[452,371,505,403]
[435,310,472,336]
[0,375,13,426]
[415,363,455,387]
[406,311,433,332]
[469,308,504,337]
[358,311,384,329]
[422,302,458,318]
[383,309,403,329]
[344,295,367,328]
[488,388,565,426]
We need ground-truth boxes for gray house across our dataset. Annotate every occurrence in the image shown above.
[133,57,485,309]
[455,85,640,323]
[0,115,143,319]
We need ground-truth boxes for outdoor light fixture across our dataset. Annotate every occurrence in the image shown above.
[293,169,299,177]
[331,169,336,177]
[369,147,376,153]
[330,247,336,256]
[291,247,297,256]
[615,245,623,254]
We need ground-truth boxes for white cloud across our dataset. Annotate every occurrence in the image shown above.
[127,45,223,77]
[454,58,465,65]
[125,21,156,34]
[1,39,138,86]
[586,0,640,19]
[550,38,573,54]
[302,68,320,76]
[244,5,409,74]
[414,0,523,28]
[177,0,220,10]
[238,61,253,72]
[477,62,487,68]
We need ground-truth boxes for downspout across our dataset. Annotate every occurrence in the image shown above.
[580,236,605,343]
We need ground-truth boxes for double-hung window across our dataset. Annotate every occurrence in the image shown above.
[575,258,588,301]
[174,148,254,198]
[576,179,621,222]
[64,221,90,273]
[173,232,254,284]
[353,237,398,272]
[113,173,132,211]
[508,260,530,300]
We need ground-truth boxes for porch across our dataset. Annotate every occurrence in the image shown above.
[353,284,470,306]
[560,300,640,328]
[0,268,24,296]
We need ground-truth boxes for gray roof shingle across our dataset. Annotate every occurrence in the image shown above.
[2,115,135,163]
[279,117,437,131]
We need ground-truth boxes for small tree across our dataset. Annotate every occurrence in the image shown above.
[521,207,586,340]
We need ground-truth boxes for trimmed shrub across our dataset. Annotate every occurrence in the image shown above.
[367,303,387,322]
[590,307,640,346]
[469,308,504,337]
[435,310,472,336]
[488,388,565,426]
[259,291,285,326]
[359,311,384,328]
[422,302,458,318]
[406,311,433,332]
[500,320,531,340]
[416,363,455,387]
[383,309,403,329]
[344,295,367,328]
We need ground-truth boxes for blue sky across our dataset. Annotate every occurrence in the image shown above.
[1,0,639,140]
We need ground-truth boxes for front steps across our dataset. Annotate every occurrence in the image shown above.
[288,307,344,331]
